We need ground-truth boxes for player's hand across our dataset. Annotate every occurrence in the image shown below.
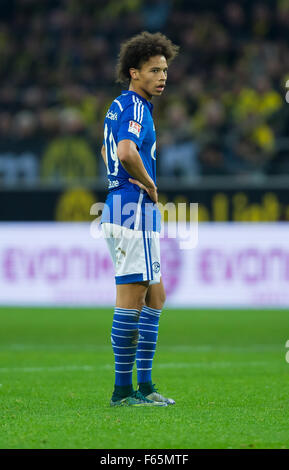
[129,178,158,204]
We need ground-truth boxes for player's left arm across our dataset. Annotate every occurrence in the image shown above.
[101,144,107,168]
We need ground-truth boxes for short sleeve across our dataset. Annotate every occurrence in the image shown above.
[117,101,147,149]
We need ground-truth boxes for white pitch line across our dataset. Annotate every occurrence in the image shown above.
[0,365,95,373]
[0,360,273,374]
[0,344,283,352]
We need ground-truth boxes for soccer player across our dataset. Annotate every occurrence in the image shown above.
[101,31,179,406]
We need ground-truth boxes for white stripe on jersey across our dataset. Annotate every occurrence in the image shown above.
[138,99,144,123]
[132,95,137,120]
[114,99,123,112]
[132,95,144,123]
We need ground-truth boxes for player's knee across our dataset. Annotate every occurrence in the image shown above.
[134,293,146,313]
[149,292,166,310]
[156,297,166,311]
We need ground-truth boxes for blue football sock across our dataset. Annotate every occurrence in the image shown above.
[136,306,161,385]
[111,308,140,388]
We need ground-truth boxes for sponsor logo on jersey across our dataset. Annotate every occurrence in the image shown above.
[128,120,142,137]
[108,180,119,189]
[106,111,118,120]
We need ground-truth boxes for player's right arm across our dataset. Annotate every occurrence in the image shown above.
[117,139,158,203]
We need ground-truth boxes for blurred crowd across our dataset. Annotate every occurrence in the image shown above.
[1,0,289,185]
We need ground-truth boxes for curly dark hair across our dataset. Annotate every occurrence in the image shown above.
[116,31,179,84]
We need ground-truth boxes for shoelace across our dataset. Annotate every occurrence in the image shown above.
[132,390,151,402]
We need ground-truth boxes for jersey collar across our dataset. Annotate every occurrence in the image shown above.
[122,90,154,111]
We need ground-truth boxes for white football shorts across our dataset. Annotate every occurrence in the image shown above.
[101,222,161,285]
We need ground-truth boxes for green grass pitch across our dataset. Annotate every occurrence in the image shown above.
[0,306,289,449]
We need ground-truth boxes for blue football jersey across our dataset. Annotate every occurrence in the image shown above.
[101,91,161,232]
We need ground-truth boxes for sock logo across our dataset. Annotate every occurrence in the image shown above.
[131,330,139,345]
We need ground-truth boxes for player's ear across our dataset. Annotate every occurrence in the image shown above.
[129,68,139,80]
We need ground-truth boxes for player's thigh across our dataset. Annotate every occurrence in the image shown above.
[116,281,150,310]
[145,277,166,310]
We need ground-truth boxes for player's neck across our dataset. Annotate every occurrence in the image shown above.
[128,83,152,102]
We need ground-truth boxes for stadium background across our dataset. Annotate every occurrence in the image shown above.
[1,0,289,223]
[1,0,289,450]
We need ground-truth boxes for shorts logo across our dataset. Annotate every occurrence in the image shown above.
[152,261,160,273]
[128,120,142,137]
